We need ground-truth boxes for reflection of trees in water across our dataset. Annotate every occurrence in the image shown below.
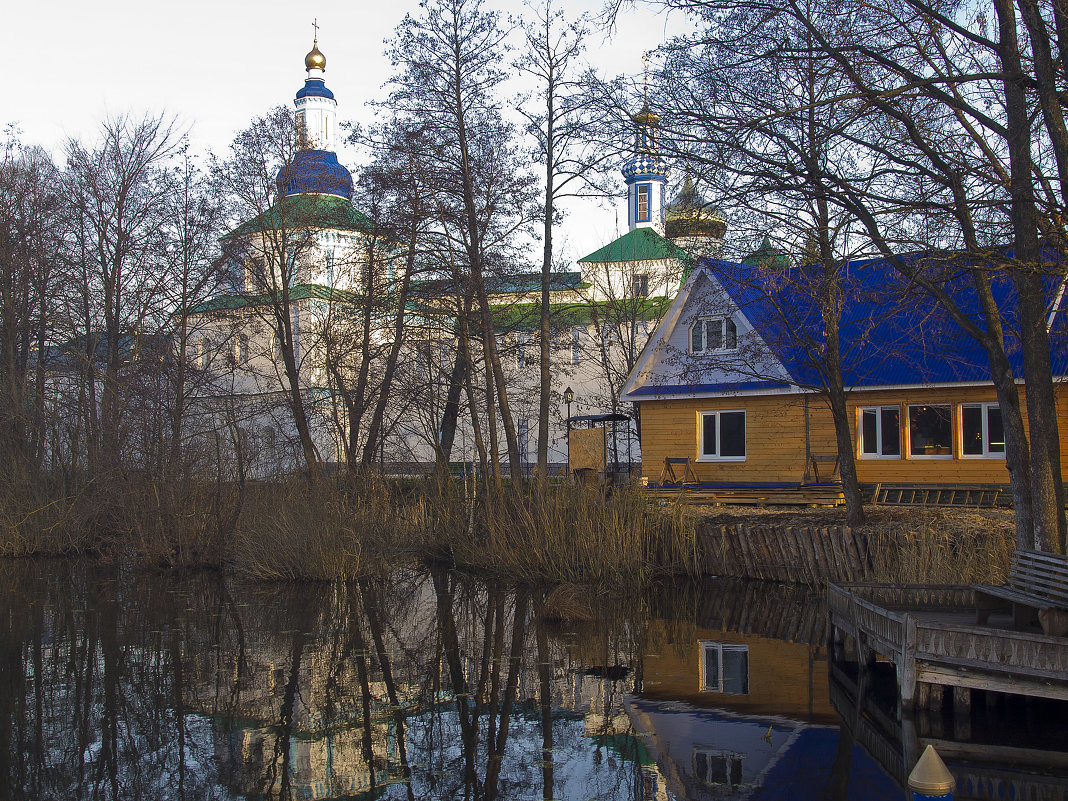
[0,560,652,800]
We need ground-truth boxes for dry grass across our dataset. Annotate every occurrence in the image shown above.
[425,480,700,585]
[693,503,1019,584]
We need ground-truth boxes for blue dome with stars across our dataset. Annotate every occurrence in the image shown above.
[276,150,354,199]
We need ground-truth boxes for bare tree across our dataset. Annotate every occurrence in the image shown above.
[0,133,64,483]
[517,0,619,476]
[646,0,1068,549]
[384,0,537,481]
[216,107,330,479]
[64,113,180,471]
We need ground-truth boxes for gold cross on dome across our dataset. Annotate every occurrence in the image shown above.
[312,18,319,43]
[642,52,651,104]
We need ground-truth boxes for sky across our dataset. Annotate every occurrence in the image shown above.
[1,0,692,265]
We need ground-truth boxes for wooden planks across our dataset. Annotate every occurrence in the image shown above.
[698,523,869,585]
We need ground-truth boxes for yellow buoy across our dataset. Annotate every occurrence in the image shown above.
[908,744,954,796]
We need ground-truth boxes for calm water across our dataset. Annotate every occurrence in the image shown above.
[1,560,1065,800]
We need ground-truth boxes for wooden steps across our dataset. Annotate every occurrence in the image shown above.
[646,484,845,507]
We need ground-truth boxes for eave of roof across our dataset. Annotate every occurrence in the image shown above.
[187,283,363,314]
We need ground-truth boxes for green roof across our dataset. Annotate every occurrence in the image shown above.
[578,227,693,264]
[490,296,672,331]
[228,194,373,238]
[742,236,792,269]
[187,283,363,314]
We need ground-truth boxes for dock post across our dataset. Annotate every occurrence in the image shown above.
[908,744,954,800]
[952,687,971,740]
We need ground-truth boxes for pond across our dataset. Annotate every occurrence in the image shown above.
[1,560,1065,800]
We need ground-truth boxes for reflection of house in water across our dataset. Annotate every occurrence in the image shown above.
[641,580,834,722]
[626,580,901,800]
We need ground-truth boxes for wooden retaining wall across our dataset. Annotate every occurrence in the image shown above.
[697,523,873,585]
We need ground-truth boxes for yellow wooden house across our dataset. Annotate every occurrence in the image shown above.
[621,258,1068,488]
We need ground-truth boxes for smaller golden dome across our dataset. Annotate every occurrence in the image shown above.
[632,100,659,127]
[305,41,326,72]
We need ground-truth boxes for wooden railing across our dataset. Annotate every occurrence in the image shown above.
[829,582,1068,704]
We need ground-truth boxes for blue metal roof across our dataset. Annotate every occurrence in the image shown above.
[694,251,1068,391]
[276,149,353,199]
[295,79,334,100]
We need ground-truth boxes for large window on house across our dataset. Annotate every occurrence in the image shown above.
[699,641,749,694]
[699,410,746,461]
[961,403,1005,457]
[908,404,952,457]
[690,317,737,354]
[859,406,900,457]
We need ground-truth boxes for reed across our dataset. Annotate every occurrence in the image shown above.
[867,519,1016,585]
[424,480,700,585]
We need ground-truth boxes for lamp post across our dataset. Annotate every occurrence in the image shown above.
[563,386,574,473]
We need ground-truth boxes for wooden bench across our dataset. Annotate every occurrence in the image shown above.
[975,549,1068,630]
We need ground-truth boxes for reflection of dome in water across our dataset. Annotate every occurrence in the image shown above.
[665,172,727,240]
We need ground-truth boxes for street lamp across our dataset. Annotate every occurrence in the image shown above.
[563,386,574,473]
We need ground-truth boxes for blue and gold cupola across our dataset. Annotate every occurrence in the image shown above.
[621,98,669,234]
[277,26,354,199]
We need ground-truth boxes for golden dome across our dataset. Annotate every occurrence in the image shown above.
[632,100,659,127]
[305,41,326,72]
[665,172,727,240]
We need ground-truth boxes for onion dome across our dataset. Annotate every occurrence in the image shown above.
[621,150,670,181]
[665,172,727,240]
[305,41,326,72]
[621,100,669,182]
[276,150,354,199]
[631,100,660,128]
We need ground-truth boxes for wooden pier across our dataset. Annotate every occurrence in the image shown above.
[827,582,1068,708]
[830,662,1068,801]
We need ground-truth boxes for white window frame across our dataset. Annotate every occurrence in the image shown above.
[960,402,1006,459]
[516,332,530,368]
[698,641,750,695]
[858,405,901,459]
[906,403,953,459]
[690,316,738,355]
[570,327,582,365]
[632,273,650,298]
[698,410,746,462]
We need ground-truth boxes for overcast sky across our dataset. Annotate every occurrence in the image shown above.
[1,0,691,263]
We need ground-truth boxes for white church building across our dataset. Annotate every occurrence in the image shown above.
[186,35,727,478]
